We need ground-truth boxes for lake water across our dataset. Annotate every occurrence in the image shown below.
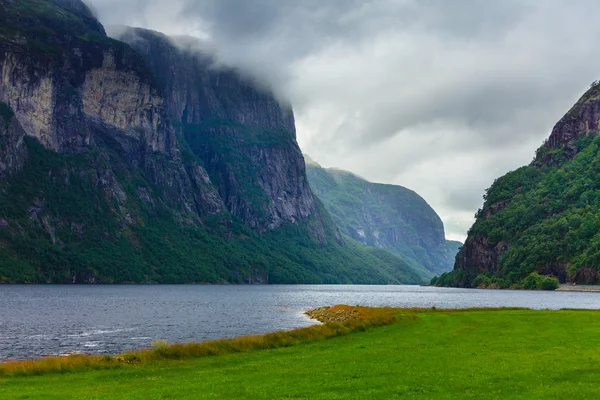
[0,285,598,360]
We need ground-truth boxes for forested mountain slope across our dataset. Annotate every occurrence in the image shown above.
[0,0,423,284]
[438,82,600,287]
[306,157,460,277]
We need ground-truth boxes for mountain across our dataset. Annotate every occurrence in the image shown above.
[118,27,320,234]
[0,0,423,284]
[446,240,463,262]
[438,82,600,287]
[305,156,460,277]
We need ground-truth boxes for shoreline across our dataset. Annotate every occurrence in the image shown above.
[0,305,394,373]
[556,285,600,292]
[0,306,542,367]
[3,307,600,399]
[3,305,599,366]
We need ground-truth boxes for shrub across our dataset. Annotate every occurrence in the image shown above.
[522,272,544,290]
[151,339,170,350]
[522,272,558,290]
[473,274,491,288]
[540,276,559,290]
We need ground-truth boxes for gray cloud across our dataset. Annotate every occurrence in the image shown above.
[87,0,600,240]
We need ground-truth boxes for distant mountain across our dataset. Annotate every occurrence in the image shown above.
[0,0,423,284]
[446,240,463,260]
[439,82,600,288]
[305,156,460,278]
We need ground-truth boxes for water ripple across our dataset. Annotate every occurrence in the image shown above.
[0,284,597,360]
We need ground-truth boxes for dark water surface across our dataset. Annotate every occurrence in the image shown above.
[0,285,598,360]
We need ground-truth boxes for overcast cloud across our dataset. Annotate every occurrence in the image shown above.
[87,0,600,241]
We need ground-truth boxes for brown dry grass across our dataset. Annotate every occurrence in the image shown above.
[0,305,548,378]
[0,304,398,377]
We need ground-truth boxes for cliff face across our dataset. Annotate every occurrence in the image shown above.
[0,0,223,219]
[306,157,459,276]
[118,28,322,234]
[451,83,600,286]
[0,0,320,232]
[545,83,600,161]
[0,0,165,152]
[0,0,422,284]
[0,102,27,177]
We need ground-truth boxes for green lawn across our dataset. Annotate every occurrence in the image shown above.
[1,309,599,399]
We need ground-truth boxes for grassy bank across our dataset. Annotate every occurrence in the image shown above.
[0,305,395,377]
[1,307,600,399]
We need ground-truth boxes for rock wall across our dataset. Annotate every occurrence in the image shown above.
[0,0,223,219]
[0,0,326,234]
[120,28,323,234]
[0,102,27,177]
[0,53,58,150]
[82,51,170,153]
[546,84,600,159]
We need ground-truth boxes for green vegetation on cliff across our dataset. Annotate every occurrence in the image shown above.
[2,308,599,399]
[441,81,600,288]
[306,156,459,277]
[0,0,109,56]
[0,137,422,284]
[0,0,424,284]
[442,134,600,287]
[433,270,560,290]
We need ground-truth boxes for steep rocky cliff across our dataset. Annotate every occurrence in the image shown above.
[445,83,600,287]
[0,0,220,218]
[545,82,600,161]
[306,156,460,276]
[0,102,27,177]
[0,0,422,284]
[118,28,322,235]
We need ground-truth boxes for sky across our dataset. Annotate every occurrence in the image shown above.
[86,0,600,241]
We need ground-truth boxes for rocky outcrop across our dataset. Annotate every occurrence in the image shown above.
[454,235,506,275]
[81,52,170,153]
[0,0,224,220]
[0,48,173,154]
[0,102,27,176]
[118,31,295,133]
[0,2,325,233]
[0,53,58,150]
[119,28,323,235]
[306,157,458,275]
[544,83,600,160]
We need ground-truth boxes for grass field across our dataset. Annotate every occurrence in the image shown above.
[1,307,599,399]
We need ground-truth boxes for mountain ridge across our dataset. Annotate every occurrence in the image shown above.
[0,0,423,284]
[305,156,460,277]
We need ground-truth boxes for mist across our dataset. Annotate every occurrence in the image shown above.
[87,0,600,240]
